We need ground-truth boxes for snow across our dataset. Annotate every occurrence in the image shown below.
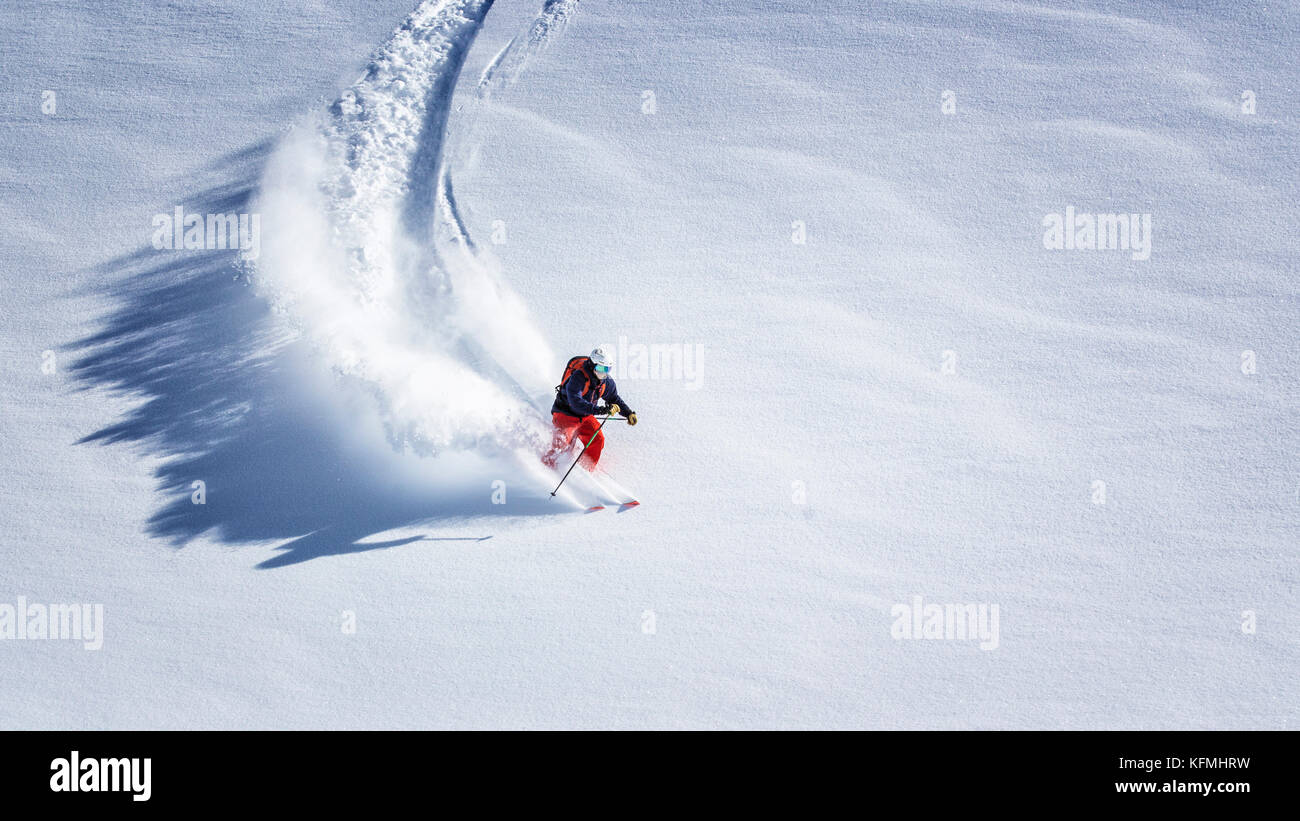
[0,0,1295,728]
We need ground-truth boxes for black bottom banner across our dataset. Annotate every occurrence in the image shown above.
[3,730,1288,809]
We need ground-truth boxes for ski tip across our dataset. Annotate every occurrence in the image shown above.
[584,505,606,513]
[618,500,640,510]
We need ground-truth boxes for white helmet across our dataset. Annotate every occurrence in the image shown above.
[590,347,613,378]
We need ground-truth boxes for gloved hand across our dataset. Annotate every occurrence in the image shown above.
[626,412,637,426]
[605,404,620,417]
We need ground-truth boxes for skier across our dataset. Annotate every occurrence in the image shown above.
[545,347,637,470]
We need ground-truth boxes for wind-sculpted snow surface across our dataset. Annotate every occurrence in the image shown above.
[253,0,560,458]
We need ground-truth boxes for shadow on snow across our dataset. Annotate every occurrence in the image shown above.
[66,140,555,569]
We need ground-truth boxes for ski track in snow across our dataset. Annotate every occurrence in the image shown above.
[475,0,580,100]
[253,0,578,467]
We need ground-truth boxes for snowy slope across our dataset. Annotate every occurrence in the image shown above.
[0,0,1296,728]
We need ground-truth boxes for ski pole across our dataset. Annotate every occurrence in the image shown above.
[551,414,613,497]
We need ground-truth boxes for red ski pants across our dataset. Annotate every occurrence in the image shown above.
[550,412,604,468]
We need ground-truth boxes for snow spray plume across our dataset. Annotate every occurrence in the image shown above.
[251,0,578,458]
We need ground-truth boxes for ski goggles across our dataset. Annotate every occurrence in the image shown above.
[593,363,611,376]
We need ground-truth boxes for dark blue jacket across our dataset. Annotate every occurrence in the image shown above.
[551,362,633,419]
